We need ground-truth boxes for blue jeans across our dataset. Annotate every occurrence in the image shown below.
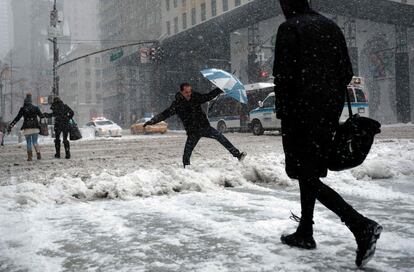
[25,133,38,151]
[183,127,241,166]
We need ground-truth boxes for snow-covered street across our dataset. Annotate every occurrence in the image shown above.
[1,126,413,272]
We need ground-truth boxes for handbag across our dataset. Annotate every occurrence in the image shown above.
[328,88,381,171]
[69,119,82,141]
[39,118,49,136]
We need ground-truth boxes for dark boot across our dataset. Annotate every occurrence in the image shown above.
[237,152,247,162]
[36,152,41,160]
[347,218,383,268]
[54,140,61,158]
[64,141,70,159]
[281,216,316,249]
[27,150,33,161]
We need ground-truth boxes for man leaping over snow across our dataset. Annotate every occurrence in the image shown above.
[144,83,246,168]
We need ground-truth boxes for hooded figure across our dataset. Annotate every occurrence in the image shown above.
[143,83,246,167]
[274,0,382,268]
[8,93,44,160]
[44,97,74,159]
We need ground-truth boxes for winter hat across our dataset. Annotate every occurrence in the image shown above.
[53,96,62,104]
[24,93,32,104]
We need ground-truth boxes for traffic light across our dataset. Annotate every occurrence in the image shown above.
[149,47,164,62]
[248,53,261,82]
[259,70,269,79]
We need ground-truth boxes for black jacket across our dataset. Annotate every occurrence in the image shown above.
[273,10,354,179]
[273,10,353,122]
[10,103,44,130]
[151,88,222,135]
[45,101,74,129]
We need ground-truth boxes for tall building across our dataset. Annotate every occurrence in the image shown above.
[162,0,252,37]
[63,0,99,44]
[98,0,162,127]
[0,0,11,59]
[59,44,103,126]
[159,0,414,125]
[8,0,62,120]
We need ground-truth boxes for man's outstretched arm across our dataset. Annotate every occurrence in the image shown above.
[194,88,223,104]
[144,102,177,127]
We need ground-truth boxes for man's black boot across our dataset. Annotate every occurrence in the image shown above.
[350,218,383,268]
[54,141,60,158]
[281,218,316,250]
[64,141,70,159]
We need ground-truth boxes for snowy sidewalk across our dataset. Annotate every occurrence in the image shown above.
[0,132,413,271]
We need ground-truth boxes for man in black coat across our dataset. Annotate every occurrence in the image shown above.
[144,83,246,167]
[44,97,74,159]
[273,0,382,268]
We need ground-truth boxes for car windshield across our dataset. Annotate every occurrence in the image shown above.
[96,121,113,126]
[263,96,275,108]
[355,88,367,102]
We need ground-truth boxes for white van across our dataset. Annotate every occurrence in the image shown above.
[249,77,369,135]
[207,82,275,133]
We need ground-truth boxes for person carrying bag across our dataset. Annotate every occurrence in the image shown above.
[8,93,44,161]
[328,88,381,171]
[43,97,74,159]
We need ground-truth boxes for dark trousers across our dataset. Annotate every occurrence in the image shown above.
[55,126,70,154]
[298,177,365,234]
[183,126,241,165]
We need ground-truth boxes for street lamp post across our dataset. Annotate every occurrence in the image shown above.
[49,0,59,97]
[0,66,10,118]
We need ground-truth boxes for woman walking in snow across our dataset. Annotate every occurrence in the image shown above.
[7,93,44,161]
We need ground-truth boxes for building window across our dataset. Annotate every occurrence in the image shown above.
[165,0,170,11]
[235,0,241,6]
[223,0,228,11]
[191,7,196,25]
[211,0,217,16]
[95,57,100,64]
[182,13,187,29]
[182,0,186,7]
[166,21,171,35]
[201,3,206,21]
[174,17,179,33]
[173,0,178,8]
[96,94,102,103]
[86,91,92,103]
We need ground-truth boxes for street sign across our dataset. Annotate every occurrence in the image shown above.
[110,49,124,62]
[140,48,150,64]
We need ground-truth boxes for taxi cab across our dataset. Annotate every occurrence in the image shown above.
[85,117,122,137]
[130,117,168,135]
[248,76,369,135]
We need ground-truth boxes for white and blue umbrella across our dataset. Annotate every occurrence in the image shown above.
[201,68,248,104]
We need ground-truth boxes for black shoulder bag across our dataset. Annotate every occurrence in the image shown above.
[328,89,381,171]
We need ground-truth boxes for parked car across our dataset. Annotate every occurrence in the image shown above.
[130,117,168,134]
[85,117,122,137]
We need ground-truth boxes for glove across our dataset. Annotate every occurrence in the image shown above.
[143,120,154,127]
